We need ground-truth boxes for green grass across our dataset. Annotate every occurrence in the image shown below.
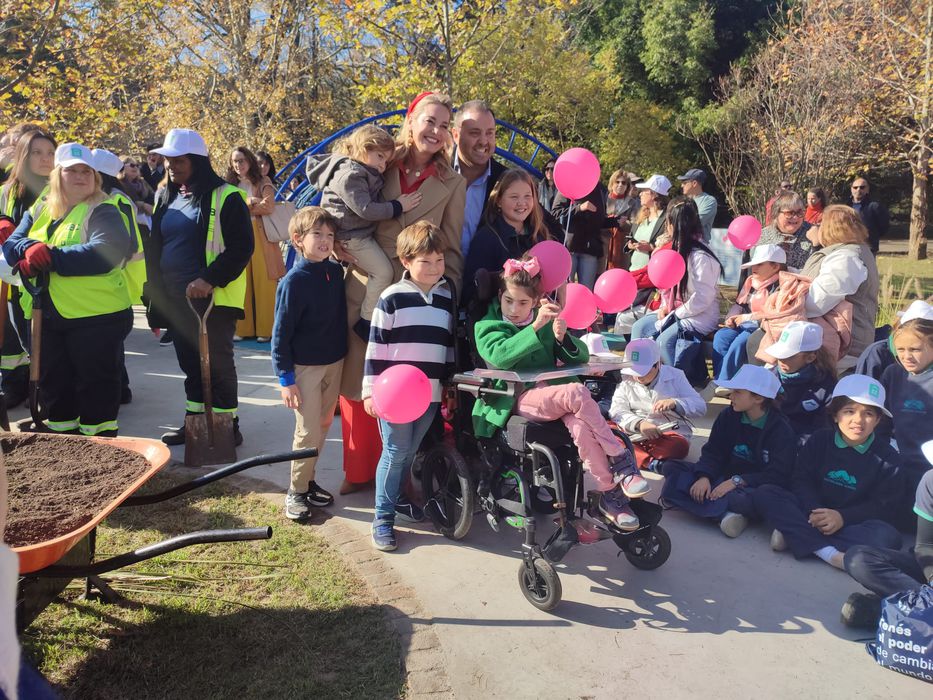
[876,255,933,297]
[19,473,403,700]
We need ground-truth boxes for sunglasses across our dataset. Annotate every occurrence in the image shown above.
[124,162,139,167]
[544,167,554,172]
[780,209,804,217]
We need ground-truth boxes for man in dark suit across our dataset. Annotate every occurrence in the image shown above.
[848,176,889,254]
[140,145,165,190]
[452,100,506,258]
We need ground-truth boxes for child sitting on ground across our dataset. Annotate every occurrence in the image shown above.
[307,124,422,339]
[362,222,455,552]
[472,256,648,530]
[659,364,797,538]
[712,244,785,381]
[271,207,344,520]
[856,299,932,381]
[608,338,706,471]
[880,317,933,524]
[766,321,836,445]
[753,375,904,570]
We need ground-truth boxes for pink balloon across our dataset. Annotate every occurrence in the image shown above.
[371,364,432,423]
[560,283,599,330]
[553,148,601,201]
[647,249,686,290]
[528,240,571,293]
[727,215,763,251]
[593,268,637,313]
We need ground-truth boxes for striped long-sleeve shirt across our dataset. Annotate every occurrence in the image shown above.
[362,275,454,402]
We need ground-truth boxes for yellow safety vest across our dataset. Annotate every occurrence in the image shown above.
[0,184,15,218]
[107,189,146,305]
[20,197,133,319]
[153,183,248,310]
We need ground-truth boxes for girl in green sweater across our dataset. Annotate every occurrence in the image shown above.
[472,257,648,530]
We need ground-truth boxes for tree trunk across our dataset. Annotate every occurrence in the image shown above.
[909,150,929,260]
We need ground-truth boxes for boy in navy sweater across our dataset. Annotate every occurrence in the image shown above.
[660,365,797,538]
[363,221,454,552]
[754,375,904,570]
[272,207,347,521]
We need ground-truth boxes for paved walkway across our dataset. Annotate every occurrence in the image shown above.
[17,310,923,699]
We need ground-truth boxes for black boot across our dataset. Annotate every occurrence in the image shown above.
[161,424,185,446]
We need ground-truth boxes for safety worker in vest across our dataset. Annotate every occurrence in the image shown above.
[92,148,147,406]
[0,128,56,408]
[1,142,135,437]
[143,129,254,446]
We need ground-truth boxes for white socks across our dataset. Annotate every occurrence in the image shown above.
[814,546,841,563]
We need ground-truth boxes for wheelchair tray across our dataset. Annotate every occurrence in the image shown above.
[470,361,628,383]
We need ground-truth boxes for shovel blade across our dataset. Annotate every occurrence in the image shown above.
[184,413,237,466]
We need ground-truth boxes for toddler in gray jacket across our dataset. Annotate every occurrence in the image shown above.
[307,125,421,339]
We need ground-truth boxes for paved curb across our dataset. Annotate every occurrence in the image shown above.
[209,468,453,699]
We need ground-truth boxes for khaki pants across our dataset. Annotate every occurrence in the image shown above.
[343,236,394,321]
[290,360,344,491]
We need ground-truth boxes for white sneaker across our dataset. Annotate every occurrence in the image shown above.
[770,529,787,551]
[719,511,748,538]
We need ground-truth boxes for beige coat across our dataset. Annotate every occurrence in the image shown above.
[339,164,466,399]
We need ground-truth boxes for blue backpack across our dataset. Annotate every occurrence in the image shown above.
[867,585,933,683]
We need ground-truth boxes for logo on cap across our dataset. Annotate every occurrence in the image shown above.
[779,331,790,342]
[71,146,82,157]
[632,351,640,361]
[869,383,879,397]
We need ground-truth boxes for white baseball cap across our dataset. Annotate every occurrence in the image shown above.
[740,243,787,269]
[898,299,933,324]
[55,142,96,169]
[715,364,781,399]
[766,321,823,359]
[830,374,892,417]
[91,148,124,177]
[621,338,661,377]
[152,128,209,158]
[582,333,617,360]
[635,174,672,197]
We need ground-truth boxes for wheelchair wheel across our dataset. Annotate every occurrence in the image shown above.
[518,557,562,612]
[421,444,474,540]
[621,525,671,571]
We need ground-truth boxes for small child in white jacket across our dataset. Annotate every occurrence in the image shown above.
[609,338,706,470]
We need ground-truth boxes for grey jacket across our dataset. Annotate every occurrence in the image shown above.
[306,154,401,241]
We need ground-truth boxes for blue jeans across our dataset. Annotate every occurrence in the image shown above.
[631,313,682,365]
[570,253,599,290]
[374,403,438,527]
[712,322,758,380]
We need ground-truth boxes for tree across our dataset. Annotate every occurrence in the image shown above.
[806,0,931,259]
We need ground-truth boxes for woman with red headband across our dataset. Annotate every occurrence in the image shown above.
[337,91,466,502]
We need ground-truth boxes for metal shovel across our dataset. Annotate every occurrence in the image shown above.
[18,270,48,432]
[0,281,11,430]
[184,295,236,466]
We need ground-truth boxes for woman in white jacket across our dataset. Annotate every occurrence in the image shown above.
[609,338,706,470]
[631,197,722,365]
[800,205,879,356]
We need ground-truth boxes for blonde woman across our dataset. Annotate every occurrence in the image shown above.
[2,143,135,436]
[337,90,466,498]
[801,205,880,356]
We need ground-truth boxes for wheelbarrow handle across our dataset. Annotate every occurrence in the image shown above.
[121,448,319,506]
[31,527,273,578]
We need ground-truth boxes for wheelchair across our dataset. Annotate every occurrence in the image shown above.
[418,272,671,612]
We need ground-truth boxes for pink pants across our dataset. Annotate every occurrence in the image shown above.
[515,383,622,491]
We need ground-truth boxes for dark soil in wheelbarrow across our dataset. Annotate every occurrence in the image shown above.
[2,434,150,548]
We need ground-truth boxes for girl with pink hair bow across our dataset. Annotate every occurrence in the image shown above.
[470,256,649,531]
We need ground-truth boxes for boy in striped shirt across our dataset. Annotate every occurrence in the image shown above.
[362,221,454,551]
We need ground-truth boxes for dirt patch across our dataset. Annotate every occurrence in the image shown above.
[3,433,151,548]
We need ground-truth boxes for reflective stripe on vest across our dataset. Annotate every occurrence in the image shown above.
[206,184,248,310]
[20,198,132,319]
[108,189,146,305]
[0,184,15,218]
